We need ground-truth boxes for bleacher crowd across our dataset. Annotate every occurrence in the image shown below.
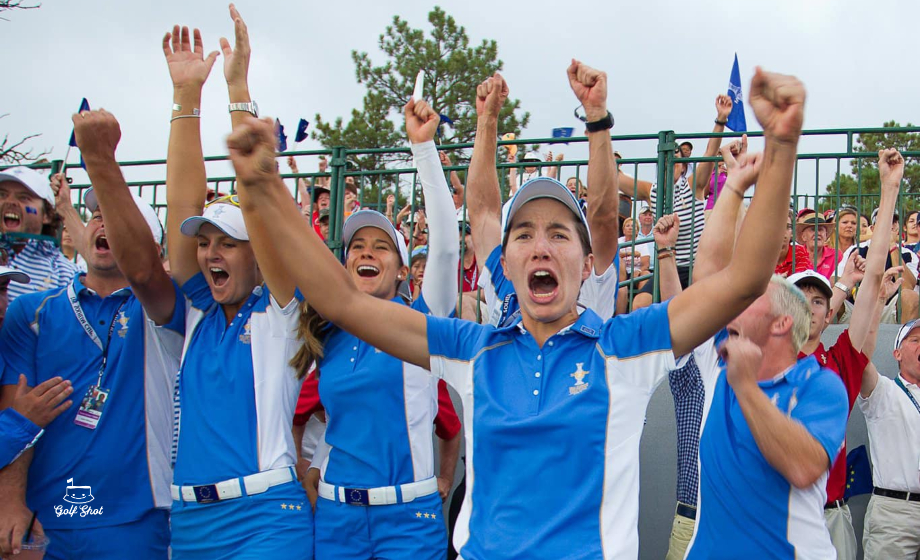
[0,5,918,560]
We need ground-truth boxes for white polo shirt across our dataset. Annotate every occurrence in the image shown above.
[857,374,920,493]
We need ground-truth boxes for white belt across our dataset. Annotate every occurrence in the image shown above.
[170,466,295,504]
[317,476,438,506]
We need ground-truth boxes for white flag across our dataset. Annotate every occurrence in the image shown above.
[67,478,74,485]
[412,70,425,102]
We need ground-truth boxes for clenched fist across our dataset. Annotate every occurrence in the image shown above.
[749,67,805,146]
[226,116,279,186]
[72,109,121,162]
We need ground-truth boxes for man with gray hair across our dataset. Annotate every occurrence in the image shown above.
[684,275,849,559]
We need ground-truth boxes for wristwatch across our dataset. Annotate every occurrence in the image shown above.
[584,111,614,133]
[228,101,259,117]
[833,281,850,293]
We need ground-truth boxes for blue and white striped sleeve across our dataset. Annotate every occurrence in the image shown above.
[413,141,460,319]
[0,408,42,469]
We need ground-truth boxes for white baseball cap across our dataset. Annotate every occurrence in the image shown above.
[503,177,592,246]
[637,201,653,215]
[343,209,409,266]
[788,270,833,301]
[84,187,164,245]
[895,319,920,351]
[522,151,541,162]
[0,266,29,284]
[180,198,249,241]
[0,167,55,208]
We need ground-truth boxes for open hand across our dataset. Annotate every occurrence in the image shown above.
[721,138,762,192]
[878,148,905,189]
[220,4,251,88]
[879,266,904,301]
[567,59,607,121]
[405,99,440,144]
[72,109,121,163]
[11,374,73,428]
[841,252,865,286]
[749,67,805,145]
[162,26,219,91]
[226,116,279,186]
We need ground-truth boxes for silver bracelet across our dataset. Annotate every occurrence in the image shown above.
[170,114,201,123]
[172,103,200,116]
[833,281,850,293]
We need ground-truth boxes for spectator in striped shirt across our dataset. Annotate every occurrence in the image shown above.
[0,167,78,300]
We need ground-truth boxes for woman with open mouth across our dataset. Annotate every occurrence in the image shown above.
[159,13,311,560]
[227,61,804,560]
[294,98,460,560]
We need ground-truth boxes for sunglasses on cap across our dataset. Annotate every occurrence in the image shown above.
[205,194,240,208]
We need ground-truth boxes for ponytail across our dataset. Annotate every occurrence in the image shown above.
[290,300,328,380]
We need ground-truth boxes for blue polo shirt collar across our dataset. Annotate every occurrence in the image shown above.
[505,307,604,339]
[757,355,820,388]
[72,273,132,299]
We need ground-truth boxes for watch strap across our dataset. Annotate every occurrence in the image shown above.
[585,111,614,133]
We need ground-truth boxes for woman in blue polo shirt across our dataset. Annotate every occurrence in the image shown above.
[160,18,310,560]
[228,64,804,560]
[295,98,459,559]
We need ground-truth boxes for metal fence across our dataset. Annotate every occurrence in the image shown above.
[3,126,919,318]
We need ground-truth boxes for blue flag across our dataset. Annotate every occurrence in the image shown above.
[295,119,310,143]
[726,54,747,132]
[68,98,91,147]
[275,118,288,152]
[843,445,873,500]
[552,127,574,144]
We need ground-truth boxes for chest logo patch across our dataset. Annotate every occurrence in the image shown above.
[569,363,589,395]
[239,318,252,344]
[116,311,130,338]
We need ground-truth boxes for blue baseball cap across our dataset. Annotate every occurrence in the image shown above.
[502,177,592,246]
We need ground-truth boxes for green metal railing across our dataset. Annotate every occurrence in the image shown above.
[3,126,918,320]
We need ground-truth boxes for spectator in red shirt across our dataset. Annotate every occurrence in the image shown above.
[458,220,477,293]
[775,210,813,277]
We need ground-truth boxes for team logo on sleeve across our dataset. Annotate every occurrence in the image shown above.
[569,363,590,395]
[117,311,130,338]
[239,318,252,344]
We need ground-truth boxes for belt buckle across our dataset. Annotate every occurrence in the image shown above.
[193,484,220,504]
[344,487,369,506]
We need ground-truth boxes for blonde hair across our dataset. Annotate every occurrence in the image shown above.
[289,301,328,380]
[768,275,811,352]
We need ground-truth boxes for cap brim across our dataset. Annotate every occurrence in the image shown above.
[792,276,833,300]
[343,210,409,266]
[180,216,242,240]
[895,320,920,350]
[0,266,30,284]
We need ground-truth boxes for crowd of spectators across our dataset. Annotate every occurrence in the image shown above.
[0,6,918,560]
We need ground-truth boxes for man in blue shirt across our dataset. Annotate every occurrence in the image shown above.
[0,109,185,560]
[686,276,849,560]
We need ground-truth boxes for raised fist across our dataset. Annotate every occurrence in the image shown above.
[878,148,905,189]
[749,67,805,145]
[715,94,733,122]
[653,213,680,247]
[226,116,280,186]
[566,59,607,121]
[720,335,763,389]
[475,72,509,119]
[404,99,440,144]
[72,109,121,162]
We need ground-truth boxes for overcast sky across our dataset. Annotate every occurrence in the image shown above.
[2,0,917,204]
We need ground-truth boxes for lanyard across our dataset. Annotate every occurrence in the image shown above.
[66,284,128,388]
[895,376,920,417]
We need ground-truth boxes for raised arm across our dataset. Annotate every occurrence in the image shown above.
[406,99,460,318]
[568,60,618,272]
[654,214,682,300]
[693,95,733,199]
[616,171,653,203]
[691,137,757,282]
[163,25,219,285]
[439,151,465,204]
[467,73,507,268]
[848,149,904,351]
[230,117,430,368]
[74,110,177,324]
[670,68,804,357]
[287,156,312,206]
[50,175,89,262]
[829,253,864,318]
[221,5,295,304]
[723,337,835,488]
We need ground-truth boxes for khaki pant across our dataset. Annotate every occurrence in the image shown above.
[824,503,857,560]
[863,494,920,559]
[665,508,696,560]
